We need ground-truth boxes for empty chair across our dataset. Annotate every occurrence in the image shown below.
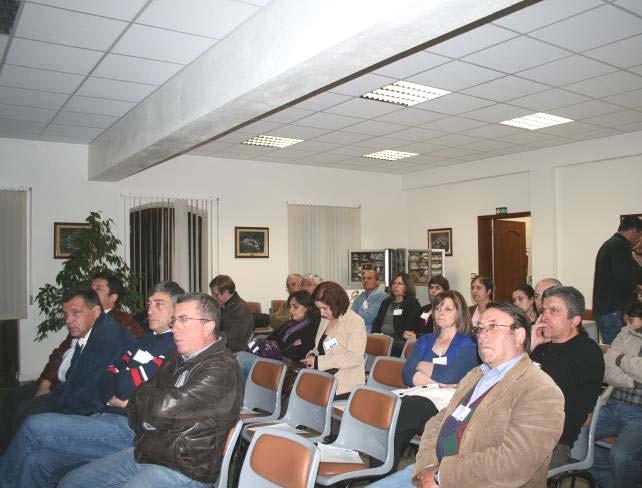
[548,386,613,488]
[243,369,337,443]
[239,429,320,488]
[401,339,416,360]
[241,358,287,424]
[365,334,393,372]
[214,420,243,488]
[316,385,401,486]
[367,356,406,391]
[246,301,262,314]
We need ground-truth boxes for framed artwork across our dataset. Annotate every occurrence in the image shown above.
[54,222,90,259]
[427,227,453,256]
[235,227,269,258]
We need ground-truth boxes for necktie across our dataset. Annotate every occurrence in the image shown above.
[66,342,83,380]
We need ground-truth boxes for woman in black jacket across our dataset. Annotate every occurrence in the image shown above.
[372,272,421,356]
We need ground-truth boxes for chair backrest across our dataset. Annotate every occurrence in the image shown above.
[239,429,320,488]
[401,339,416,359]
[368,356,406,390]
[247,301,262,314]
[243,358,287,422]
[214,419,243,488]
[271,299,286,314]
[365,334,393,371]
[333,385,401,466]
[284,369,337,441]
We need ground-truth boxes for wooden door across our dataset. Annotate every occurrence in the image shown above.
[493,219,527,302]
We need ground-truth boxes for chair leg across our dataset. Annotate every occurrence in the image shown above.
[231,437,249,487]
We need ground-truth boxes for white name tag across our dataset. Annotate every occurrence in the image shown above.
[433,356,447,365]
[420,312,430,320]
[323,337,339,350]
[132,349,154,364]
[393,308,403,316]
[361,300,369,310]
[451,404,472,422]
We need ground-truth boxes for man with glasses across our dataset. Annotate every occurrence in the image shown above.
[531,285,604,468]
[370,302,564,488]
[58,292,243,487]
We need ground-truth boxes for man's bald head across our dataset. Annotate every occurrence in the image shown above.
[534,278,562,313]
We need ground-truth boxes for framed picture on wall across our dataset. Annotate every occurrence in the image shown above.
[54,222,90,259]
[427,227,453,256]
[235,227,269,258]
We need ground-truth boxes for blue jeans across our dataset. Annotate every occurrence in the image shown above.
[369,464,415,487]
[596,311,623,345]
[590,399,642,488]
[58,447,209,487]
[236,351,258,383]
[0,411,134,488]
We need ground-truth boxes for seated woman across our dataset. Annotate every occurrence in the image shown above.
[236,291,319,380]
[372,272,421,356]
[393,290,478,469]
[304,281,366,399]
[469,275,493,325]
[411,275,450,339]
[512,283,537,323]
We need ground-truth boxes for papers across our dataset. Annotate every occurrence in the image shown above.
[392,384,456,411]
[247,422,306,434]
[317,443,363,464]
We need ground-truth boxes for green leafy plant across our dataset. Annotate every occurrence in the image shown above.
[35,212,143,341]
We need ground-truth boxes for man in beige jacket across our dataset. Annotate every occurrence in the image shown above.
[371,301,564,488]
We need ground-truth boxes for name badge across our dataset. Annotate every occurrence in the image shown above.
[323,337,338,350]
[433,356,447,365]
[132,349,154,364]
[451,404,472,422]
[393,308,403,316]
[361,300,369,310]
[420,312,430,320]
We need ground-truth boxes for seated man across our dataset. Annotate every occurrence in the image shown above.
[270,273,302,330]
[370,302,565,487]
[533,277,562,314]
[301,272,323,295]
[591,301,642,488]
[90,271,143,337]
[351,270,387,332]
[0,281,183,488]
[58,293,243,487]
[530,285,604,467]
[209,274,254,352]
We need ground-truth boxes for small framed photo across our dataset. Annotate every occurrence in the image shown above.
[54,222,90,259]
[235,227,269,258]
[427,227,453,256]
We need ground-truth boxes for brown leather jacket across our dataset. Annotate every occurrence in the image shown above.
[127,338,242,483]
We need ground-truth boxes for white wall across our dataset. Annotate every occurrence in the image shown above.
[0,138,405,380]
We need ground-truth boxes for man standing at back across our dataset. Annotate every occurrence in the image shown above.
[209,274,254,352]
[593,216,642,343]
[351,270,387,332]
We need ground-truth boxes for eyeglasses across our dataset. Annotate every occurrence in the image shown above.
[472,322,515,336]
[169,316,211,329]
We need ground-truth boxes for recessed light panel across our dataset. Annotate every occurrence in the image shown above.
[242,135,303,148]
[362,81,451,106]
[362,150,419,161]
[500,112,574,130]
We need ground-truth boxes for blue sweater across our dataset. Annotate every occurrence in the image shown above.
[402,332,479,386]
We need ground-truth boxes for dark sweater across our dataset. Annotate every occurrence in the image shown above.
[530,333,604,446]
[371,295,421,339]
[219,292,254,352]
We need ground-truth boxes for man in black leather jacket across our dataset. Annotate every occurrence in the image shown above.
[58,292,243,487]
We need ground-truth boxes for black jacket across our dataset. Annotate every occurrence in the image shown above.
[127,338,242,483]
[371,295,421,339]
[593,233,642,314]
[219,292,254,352]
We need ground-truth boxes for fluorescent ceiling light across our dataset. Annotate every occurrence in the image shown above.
[362,150,419,161]
[361,80,451,106]
[500,112,574,130]
[242,135,303,148]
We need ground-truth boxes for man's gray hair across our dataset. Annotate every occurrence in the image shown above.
[149,281,185,304]
[176,293,221,326]
[302,273,323,285]
[542,286,585,319]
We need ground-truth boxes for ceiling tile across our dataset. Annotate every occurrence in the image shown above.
[326,145,373,157]
[0,103,56,123]
[386,127,446,142]
[374,108,448,126]
[112,24,216,64]
[52,111,119,129]
[493,0,603,32]
[461,76,549,102]
[373,51,451,79]
[459,139,517,151]
[428,24,518,58]
[6,38,103,74]
[294,92,352,111]
[265,124,329,139]
[188,142,232,156]
[262,107,315,124]
[613,120,642,133]
[430,133,483,147]
[41,124,103,139]
[31,0,149,21]
[342,120,406,136]
[461,103,532,123]
[536,121,605,137]
[499,130,562,145]
[352,136,408,149]
[299,153,352,164]
[421,116,488,133]
[393,141,449,153]
[295,112,364,130]
[517,55,616,85]
[583,109,642,128]
[77,77,157,102]
[0,86,68,110]
[16,3,127,51]
[530,5,642,52]
[216,145,275,158]
[615,0,642,16]
[564,71,642,98]
[630,65,642,76]
[431,146,480,158]
[0,65,84,94]
[311,131,373,145]
[584,34,642,68]
[137,0,258,39]
[324,98,402,118]
[416,93,495,115]
[92,54,183,85]
[64,95,136,116]
[329,74,397,97]
[291,140,341,153]
[0,117,46,134]
[603,88,642,109]
[463,124,526,139]
[569,127,625,141]
[509,88,590,111]
[238,120,283,134]
[408,60,503,91]
[259,148,316,160]
[462,36,570,74]
[554,99,623,120]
